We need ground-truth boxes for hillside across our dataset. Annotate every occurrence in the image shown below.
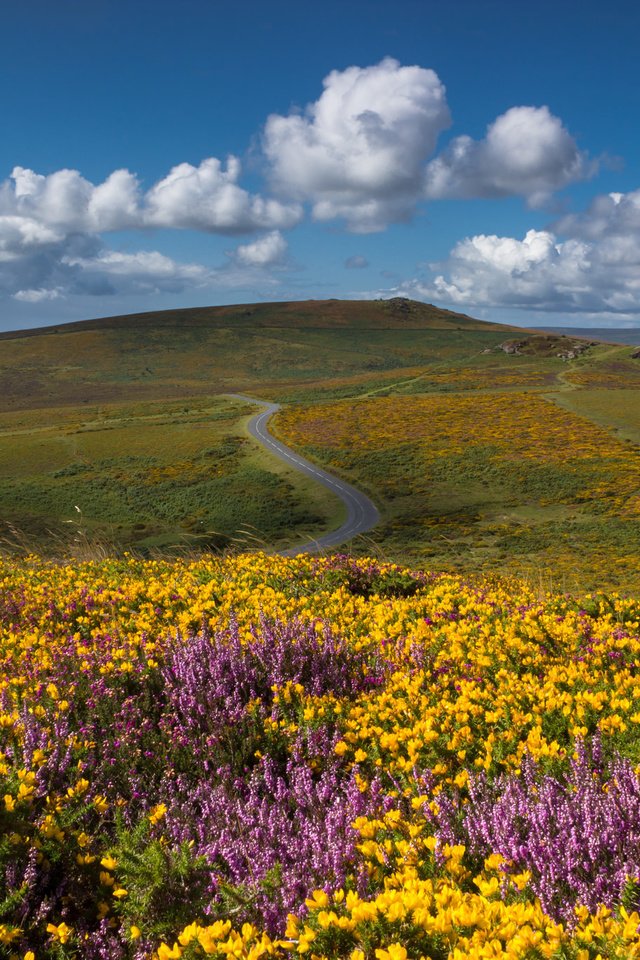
[0,297,513,341]
[0,298,522,412]
[1,297,640,591]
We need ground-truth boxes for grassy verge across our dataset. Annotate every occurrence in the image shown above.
[548,387,640,445]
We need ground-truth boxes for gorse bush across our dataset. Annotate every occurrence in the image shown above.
[275,392,640,591]
[2,551,640,957]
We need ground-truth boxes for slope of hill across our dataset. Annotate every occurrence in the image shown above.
[2,297,640,592]
[0,298,522,412]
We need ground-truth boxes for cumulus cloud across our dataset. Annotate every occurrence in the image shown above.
[2,159,301,237]
[424,229,594,309]
[0,61,607,316]
[3,241,212,301]
[231,230,288,266]
[13,287,64,303]
[424,106,592,207]
[0,212,213,302]
[0,158,301,302]
[345,255,369,269]
[554,189,640,239]
[144,158,301,233]
[263,61,591,229]
[391,198,640,317]
[61,249,211,295]
[0,215,65,259]
[263,57,451,232]
[5,166,141,233]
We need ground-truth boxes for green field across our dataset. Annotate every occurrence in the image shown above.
[0,298,523,553]
[0,395,341,554]
[549,388,640,444]
[2,298,640,589]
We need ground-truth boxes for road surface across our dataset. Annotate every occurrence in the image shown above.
[230,394,380,555]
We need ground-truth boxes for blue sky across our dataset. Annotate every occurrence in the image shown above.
[2,0,640,331]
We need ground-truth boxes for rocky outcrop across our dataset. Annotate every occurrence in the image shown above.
[499,339,524,355]
[499,334,594,359]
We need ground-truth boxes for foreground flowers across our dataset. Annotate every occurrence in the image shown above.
[1,551,640,957]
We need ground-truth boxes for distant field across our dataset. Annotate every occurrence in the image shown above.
[0,298,521,412]
[0,395,340,554]
[0,298,535,554]
[549,388,640,445]
[2,298,640,589]
[274,387,640,594]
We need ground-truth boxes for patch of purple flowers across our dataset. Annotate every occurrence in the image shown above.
[162,614,387,732]
[163,756,382,933]
[431,737,640,924]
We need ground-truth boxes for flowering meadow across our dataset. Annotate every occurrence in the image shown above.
[274,393,640,592]
[2,551,640,958]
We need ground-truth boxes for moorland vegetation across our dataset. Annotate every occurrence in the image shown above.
[2,299,640,957]
[2,297,638,592]
[2,551,640,958]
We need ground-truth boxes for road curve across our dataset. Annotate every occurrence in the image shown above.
[229,394,379,556]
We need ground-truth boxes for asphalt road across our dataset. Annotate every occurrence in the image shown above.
[230,394,380,555]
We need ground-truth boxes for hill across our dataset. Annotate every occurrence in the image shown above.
[2,297,640,591]
[0,296,512,342]
[0,298,522,412]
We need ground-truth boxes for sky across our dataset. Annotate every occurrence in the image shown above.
[2,0,640,332]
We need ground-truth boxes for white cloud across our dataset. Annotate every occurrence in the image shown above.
[263,57,451,232]
[62,249,210,293]
[0,216,65,259]
[88,169,142,230]
[389,205,640,317]
[232,230,288,266]
[424,106,592,207]
[425,229,593,309]
[7,166,141,233]
[0,158,300,301]
[554,188,640,239]
[263,63,590,229]
[0,62,613,319]
[2,159,301,237]
[144,158,301,233]
[13,287,64,303]
[0,219,212,300]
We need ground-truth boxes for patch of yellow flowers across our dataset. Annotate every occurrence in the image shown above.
[3,552,640,958]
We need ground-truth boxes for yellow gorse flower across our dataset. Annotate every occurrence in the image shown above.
[2,551,640,958]
[46,921,72,943]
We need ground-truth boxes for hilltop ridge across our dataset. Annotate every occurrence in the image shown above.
[0,296,519,341]
[0,298,525,412]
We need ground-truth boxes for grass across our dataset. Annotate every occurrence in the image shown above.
[0,299,522,412]
[273,387,640,594]
[549,388,640,445]
[3,297,640,588]
[0,395,341,555]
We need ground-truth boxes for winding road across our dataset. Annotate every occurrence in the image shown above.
[230,394,379,556]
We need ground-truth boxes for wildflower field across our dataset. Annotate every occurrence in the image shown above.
[274,391,640,593]
[3,550,640,959]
